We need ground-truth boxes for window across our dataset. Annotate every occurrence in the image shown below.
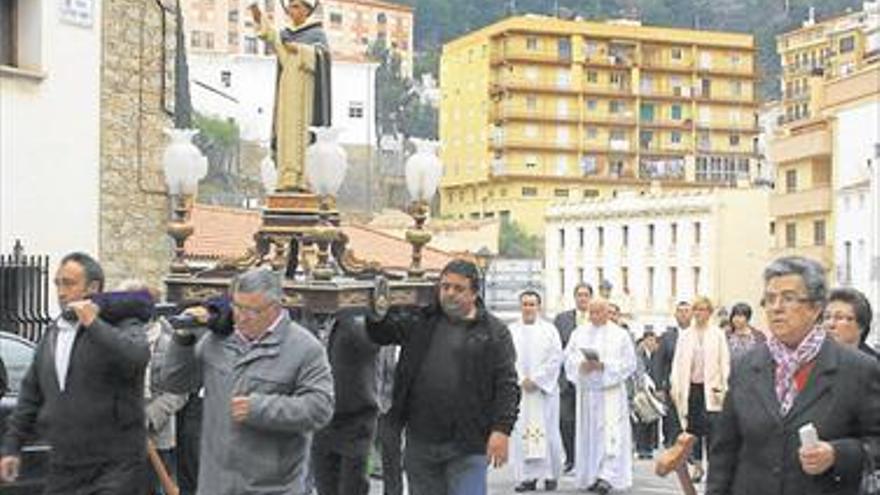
[671,131,682,144]
[731,81,742,97]
[526,95,537,110]
[670,267,678,297]
[622,225,629,246]
[813,220,826,246]
[611,72,624,85]
[597,268,605,287]
[785,169,797,193]
[769,221,775,236]
[587,99,598,111]
[583,189,599,198]
[839,36,855,54]
[558,38,571,60]
[559,269,566,296]
[329,12,343,25]
[693,267,701,294]
[205,33,215,49]
[671,104,682,120]
[671,47,683,60]
[586,70,598,83]
[526,37,538,50]
[228,32,238,45]
[578,227,585,248]
[192,31,203,48]
[729,134,740,146]
[244,36,258,54]
[844,241,852,283]
[500,210,511,222]
[785,222,797,248]
[220,70,231,87]
[559,229,565,248]
[580,155,597,175]
[621,267,629,292]
[377,12,387,23]
[694,222,702,245]
[586,127,598,139]
[648,224,656,246]
[609,101,623,114]
[348,101,364,118]
[671,223,678,245]
[554,188,569,198]
[522,187,538,197]
[597,226,605,248]
[648,267,655,300]
[228,9,239,22]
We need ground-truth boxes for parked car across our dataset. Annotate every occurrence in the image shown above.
[0,331,48,494]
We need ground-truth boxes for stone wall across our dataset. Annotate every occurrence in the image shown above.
[99,0,175,292]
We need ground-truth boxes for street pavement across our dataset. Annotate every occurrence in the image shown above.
[368,456,687,494]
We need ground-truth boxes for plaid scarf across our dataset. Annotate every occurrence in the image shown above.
[767,326,826,415]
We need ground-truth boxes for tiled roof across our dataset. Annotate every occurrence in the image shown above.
[185,204,453,271]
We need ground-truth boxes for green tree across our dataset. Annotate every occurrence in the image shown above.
[369,41,438,140]
[499,219,543,258]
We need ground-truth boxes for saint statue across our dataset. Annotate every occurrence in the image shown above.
[251,0,332,192]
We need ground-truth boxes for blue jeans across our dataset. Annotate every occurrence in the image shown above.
[404,438,487,495]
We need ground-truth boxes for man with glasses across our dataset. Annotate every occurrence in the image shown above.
[159,267,334,495]
[708,256,880,495]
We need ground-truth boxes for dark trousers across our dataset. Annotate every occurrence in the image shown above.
[559,390,576,467]
[377,413,403,495]
[46,457,148,495]
[312,442,370,495]
[634,420,659,455]
[686,384,716,463]
[404,439,487,495]
[661,397,682,448]
[175,395,202,495]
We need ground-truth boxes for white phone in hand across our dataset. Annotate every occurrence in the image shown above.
[799,422,819,448]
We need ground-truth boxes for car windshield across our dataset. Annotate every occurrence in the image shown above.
[0,333,35,395]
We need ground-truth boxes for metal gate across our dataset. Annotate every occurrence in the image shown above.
[0,240,52,342]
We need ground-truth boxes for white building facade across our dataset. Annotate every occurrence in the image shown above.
[831,95,880,343]
[544,188,770,333]
[188,54,378,146]
[1,0,102,263]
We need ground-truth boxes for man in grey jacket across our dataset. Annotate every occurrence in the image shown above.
[159,267,334,495]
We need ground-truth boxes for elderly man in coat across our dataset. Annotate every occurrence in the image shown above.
[708,256,880,495]
[159,267,334,495]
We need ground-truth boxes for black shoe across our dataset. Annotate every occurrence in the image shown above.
[586,480,600,492]
[595,479,612,495]
[514,480,537,492]
[564,461,574,473]
[544,479,558,491]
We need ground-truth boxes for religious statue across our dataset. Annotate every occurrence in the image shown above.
[250,0,332,192]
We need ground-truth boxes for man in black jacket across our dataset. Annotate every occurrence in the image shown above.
[0,252,151,494]
[652,300,691,447]
[708,256,880,495]
[366,259,520,495]
[552,282,592,472]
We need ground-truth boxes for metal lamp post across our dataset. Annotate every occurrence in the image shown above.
[163,128,208,273]
[403,139,442,279]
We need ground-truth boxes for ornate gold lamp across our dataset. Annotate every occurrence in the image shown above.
[403,139,442,279]
[162,128,207,273]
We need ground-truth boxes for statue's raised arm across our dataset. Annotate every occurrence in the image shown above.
[252,0,332,192]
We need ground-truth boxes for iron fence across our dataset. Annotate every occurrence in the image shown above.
[0,241,52,342]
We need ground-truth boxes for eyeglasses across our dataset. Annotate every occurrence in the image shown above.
[232,301,274,317]
[760,292,812,309]
[823,312,856,323]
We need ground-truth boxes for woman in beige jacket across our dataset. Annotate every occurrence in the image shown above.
[670,296,731,482]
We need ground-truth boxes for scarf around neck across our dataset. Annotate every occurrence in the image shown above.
[767,326,826,415]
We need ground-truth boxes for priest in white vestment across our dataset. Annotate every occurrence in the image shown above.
[564,298,637,494]
[509,290,564,492]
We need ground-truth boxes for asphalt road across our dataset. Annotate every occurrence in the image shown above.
[368,456,688,494]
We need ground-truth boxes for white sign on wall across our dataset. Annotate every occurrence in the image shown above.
[60,0,94,27]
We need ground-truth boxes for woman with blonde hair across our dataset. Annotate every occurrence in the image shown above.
[670,296,731,482]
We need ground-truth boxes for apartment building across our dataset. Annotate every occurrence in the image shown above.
[439,15,759,235]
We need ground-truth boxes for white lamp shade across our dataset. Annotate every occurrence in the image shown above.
[163,128,205,195]
[305,127,348,196]
[405,139,442,202]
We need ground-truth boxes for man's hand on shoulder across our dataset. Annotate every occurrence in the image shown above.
[0,456,20,483]
[67,300,99,327]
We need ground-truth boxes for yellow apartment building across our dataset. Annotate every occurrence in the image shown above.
[770,1,880,274]
[183,0,413,73]
[439,15,759,235]
[777,2,880,124]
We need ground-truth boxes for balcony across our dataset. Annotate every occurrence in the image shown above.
[491,49,571,67]
[583,84,636,98]
[583,142,637,154]
[639,159,686,180]
[490,107,581,123]
[770,123,830,163]
[696,121,759,133]
[640,88,693,101]
[497,79,581,95]
[490,138,579,153]
[640,118,692,130]
[695,64,755,79]
[769,187,832,218]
